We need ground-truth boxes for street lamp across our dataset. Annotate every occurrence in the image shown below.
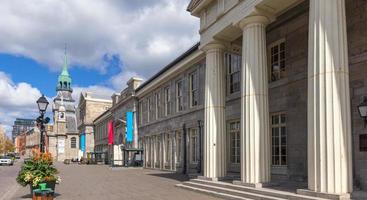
[358,96,367,128]
[36,95,50,152]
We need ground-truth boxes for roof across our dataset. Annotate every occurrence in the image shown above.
[187,0,203,12]
[136,42,200,92]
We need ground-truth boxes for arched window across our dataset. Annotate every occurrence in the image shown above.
[71,137,77,148]
[64,81,67,88]
[59,81,62,87]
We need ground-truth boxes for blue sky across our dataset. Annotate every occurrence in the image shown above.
[0,0,199,137]
[0,53,121,98]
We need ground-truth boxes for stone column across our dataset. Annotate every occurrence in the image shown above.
[202,42,226,180]
[237,15,271,187]
[299,0,353,197]
[133,101,139,149]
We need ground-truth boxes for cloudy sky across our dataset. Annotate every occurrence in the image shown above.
[0,0,199,137]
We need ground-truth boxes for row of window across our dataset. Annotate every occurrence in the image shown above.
[139,68,200,125]
[139,40,287,126]
[144,128,199,168]
[144,112,287,167]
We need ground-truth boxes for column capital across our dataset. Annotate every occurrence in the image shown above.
[238,15,270,30]
[201,41,226,53]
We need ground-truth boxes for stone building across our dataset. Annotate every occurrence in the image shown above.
[49,53,80,161]
[137,0,367,198]
[77,92,112,156]
[93,109,112,160]
[25,128,40,157]
[110,77,142,165]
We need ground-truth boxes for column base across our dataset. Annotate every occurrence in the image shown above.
[297,189,351,200]
[232,180,263,188]
[198,176,230,182]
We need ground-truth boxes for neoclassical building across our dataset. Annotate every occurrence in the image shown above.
[138,0,367,199]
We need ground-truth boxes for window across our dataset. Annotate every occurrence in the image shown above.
[139,101,143,125]
[176,80,183,111]
[226,53,241,94]
[360,134,367,151]
[165,134,171,163]
[70,137,77,148]
[155,92,160,120]
[271,113,287,166]
[190,129,199,163]
[148,97,152,123]
[269,40,286,82]
[229,121,240,164]
[164,87,171,116]
[176,131,182,164]
[190,71,199,107]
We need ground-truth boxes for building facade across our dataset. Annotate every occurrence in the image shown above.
[77,92,112,157]
[12,118,35,142]
[15,132,26,155]
[50,53,80,161]
[137,0,367,198]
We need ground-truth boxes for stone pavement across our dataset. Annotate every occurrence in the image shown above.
[0,160,22,200]
[10,163,221,200]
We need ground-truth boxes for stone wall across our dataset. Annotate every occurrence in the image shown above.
[346,0,367,190]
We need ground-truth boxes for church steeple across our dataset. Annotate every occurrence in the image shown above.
[57,46,72,92]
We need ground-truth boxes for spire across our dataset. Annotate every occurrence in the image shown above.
[61,44,69,77]
[57,44,72,92]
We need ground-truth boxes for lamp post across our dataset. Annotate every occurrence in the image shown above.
[358,96,367,128]
[36,95,50,153]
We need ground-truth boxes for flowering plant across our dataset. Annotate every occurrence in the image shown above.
[16,148,59,187]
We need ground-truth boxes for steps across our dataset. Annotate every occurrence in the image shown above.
[176,179,329,200]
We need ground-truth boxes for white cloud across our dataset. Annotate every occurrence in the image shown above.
[72,85,115,105]
[0,0,199,82]
[0,71,43,137]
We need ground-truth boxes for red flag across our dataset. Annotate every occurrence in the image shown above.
[108,121,114,145]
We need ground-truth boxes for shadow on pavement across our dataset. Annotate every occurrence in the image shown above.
[148,172,190,182]
[19,193,61,199]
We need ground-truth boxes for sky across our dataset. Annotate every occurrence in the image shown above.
[0,0,199,137]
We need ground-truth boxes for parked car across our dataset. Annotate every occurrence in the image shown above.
[0,156,14,166]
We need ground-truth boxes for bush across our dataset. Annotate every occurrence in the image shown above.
[16,149,60,187]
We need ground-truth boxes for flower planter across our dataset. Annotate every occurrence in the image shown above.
[30,181,56,195]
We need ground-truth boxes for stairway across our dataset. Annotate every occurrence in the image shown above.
[176,179,329,200]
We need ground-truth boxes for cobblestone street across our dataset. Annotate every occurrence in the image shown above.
[9,162,220,200]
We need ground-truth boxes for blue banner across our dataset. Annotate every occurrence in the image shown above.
[80,133,86,152]
[126,112,133,143]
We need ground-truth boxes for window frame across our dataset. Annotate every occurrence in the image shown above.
[268,39,286,82]
[228,120,240,164]
[271,112,287,167]
[190,128,199,163]
[176,80,184,112]
[225,53,241,95]
[164,87,171,116]
[176,131,182,165]
[189,70,199,107]
[70,137,77,149]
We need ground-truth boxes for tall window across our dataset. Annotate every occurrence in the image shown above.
[176,131,182,164]
[229,121,240,164]
[189,71,199,107]
[190,129,198,163]
[139,101,143,125]
[271,113,287,166]
[165,134,171,163]
[70,137,77,148]
[269,40,286,82]
[164,87,171,116]
[226,53,241,94]
[148,97,152,123]
[155,92,161,120]
[176,80,183,112]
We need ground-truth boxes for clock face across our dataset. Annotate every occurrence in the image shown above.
[59,112,65,119]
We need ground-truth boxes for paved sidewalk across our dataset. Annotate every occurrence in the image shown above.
[10,163,221,200]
